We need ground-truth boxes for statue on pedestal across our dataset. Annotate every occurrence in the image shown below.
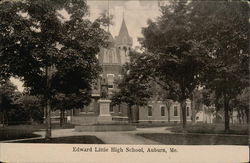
[100,78,109,99]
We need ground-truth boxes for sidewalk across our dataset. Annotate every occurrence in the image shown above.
[2,127,172,144]
[3,126,245,144]
[34,127,172,144]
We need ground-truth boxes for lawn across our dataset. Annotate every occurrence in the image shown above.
[13,136,104,144]
[135,123,180,128]
[0,123,75,141]
[138,133,248,145]
[170,123,249,135]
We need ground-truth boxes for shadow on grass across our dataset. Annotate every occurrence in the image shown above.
[137,133,248,145]
[170,123,248,135]
[0,123,75,141]
[13,136,104,144]
[0,128,40,141]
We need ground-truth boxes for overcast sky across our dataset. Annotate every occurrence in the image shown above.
[87,0,161,47]
[11,0,161,91]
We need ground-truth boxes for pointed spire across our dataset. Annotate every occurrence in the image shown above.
[118,18,130,38]
[122,6,124,20]
[115,10,133,46]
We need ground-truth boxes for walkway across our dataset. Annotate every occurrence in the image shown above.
[2,127,172,144]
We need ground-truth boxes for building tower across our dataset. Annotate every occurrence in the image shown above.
[70,13,133,123]
[115,17,133,64]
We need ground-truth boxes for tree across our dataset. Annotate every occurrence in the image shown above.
[111,51,152,123]
[139,1,248,131]
[0,80,20,126]
[191,89,203,123]
[139,1,208,129]
[15,95,43,123]
[188,1,249,131]
[0,0,109,138]
[52,91,91,126]
[231,87,249,124]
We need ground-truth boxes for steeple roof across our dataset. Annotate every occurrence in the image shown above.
[115,18,133,46]
[118,18,130,38]
[106,32,115,47]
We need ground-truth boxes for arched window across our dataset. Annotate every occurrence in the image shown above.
[148,106,152,117]
[107,74,115,88]
[111,49,118,63]
[186,107,190,116]
[174,106,178,116]
[103,49,109,63]
[161,106,165,116]
[108,51,112,63]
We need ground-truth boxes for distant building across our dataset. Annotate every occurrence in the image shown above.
[139,99,192,123]
[195,105,216,124]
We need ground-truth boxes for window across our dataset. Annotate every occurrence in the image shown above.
[161,106,165,116]
[174,106,178,116]
[110,105,114,112]
[103,49,109,63]
[148,106,152,117]
[111,49,118,63]
[108,51,112,63]
[107,74,115,88]
[186,107,190,116]
[118,105,121,113]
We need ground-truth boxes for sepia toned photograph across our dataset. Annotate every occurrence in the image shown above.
[0,0,249,162]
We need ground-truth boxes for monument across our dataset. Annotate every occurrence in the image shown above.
[97,79,112,123]
[75,77,136,131]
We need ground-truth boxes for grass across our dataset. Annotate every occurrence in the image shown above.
[13,136,104,144]
[138,133,248,145]
[0,123,75,141]
[135,123,180,128]
[170,123,249,135]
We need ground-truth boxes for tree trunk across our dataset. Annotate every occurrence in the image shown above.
[45,65,52,140]
[63,110,66,124]
[60,109,63,127]
[223,95,230,132]
[190,94,195,124]
[2,109,5,128]
[230,111,233,124]
[29,109,33,124]
[135,106,139,123]
[167,107,170,123]
[128,105,132,123]
[45,99,52,139]
[180,100,187,129]
[237,108,241,124]
[245,109,249,124]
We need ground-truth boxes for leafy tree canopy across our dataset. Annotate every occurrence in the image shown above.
[0,0,109,108]
[112,51,152,107]
[138,0,249,129]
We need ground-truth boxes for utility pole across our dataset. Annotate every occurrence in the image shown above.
[107,0,110,32]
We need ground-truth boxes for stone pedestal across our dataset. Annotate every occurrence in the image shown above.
[97,99,112,123]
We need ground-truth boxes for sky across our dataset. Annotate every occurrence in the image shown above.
[11,0,162,92]
[87,0,161,47]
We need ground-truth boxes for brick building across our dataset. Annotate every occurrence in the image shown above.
[61,18,192,124]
